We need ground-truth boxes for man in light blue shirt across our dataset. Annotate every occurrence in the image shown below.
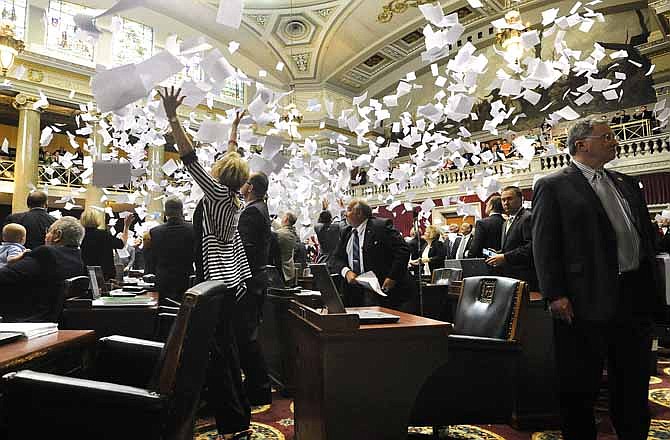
[0,223,27,266]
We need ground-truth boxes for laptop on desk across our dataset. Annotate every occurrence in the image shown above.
[309,264,400,324]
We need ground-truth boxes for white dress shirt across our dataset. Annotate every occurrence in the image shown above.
[341,220,368,278]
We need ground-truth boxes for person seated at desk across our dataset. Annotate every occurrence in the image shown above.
[409,225,447,277]
[0,216,86,322]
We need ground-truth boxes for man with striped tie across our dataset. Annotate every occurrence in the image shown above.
[330,199,416,312]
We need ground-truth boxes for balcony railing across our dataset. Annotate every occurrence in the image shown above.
[347,129,670,199]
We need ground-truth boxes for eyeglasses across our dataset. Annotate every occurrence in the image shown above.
[580,133,619,142]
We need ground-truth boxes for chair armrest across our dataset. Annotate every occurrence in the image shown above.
[158,305,180,314]
[448,334,522,352]
[3,370,167,437]
[93,336,164,387]
[154,312,178,342]
[3,370,165,409]
[161,297,181,307]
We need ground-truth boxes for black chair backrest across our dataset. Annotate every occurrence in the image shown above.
[453,276,526,340]
[148,280,228,440]
[63,276,90,299]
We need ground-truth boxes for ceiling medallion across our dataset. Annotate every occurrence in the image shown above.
[377,0,435,23]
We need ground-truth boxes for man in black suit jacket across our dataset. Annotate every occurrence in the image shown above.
[659,214,670,253]
[485,186,537,290]
[449,223,473,259]
[532,120,662,440]
[237,172,272,405]
[330,199,416,312]
[0,216,86,322]
[149,197,195,302]
[469,195,504,258]
[3,191,56,249]
[314,199,343,265]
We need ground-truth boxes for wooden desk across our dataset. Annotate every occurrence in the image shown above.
[259,290,322,395]
[297,276,314,290]
[288,304,451,440]
[61,293,158,339]
[0,330,96,377]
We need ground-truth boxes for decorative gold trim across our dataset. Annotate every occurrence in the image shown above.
[377,0,434,23]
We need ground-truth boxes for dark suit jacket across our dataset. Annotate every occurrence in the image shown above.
[149,219,195,301]
[419,240,448,273]
[449,234,473,259]
[330,217,416,308]
[532,163,661,321]
[238,200,271,274]
[500,208,537,290]
[81,228,124,281]
[469,213,505,258]
[3,208,56,250]
[660,228,670,254]
[314,219,342,264]
[408,236,427,260]
[0,245,86,322]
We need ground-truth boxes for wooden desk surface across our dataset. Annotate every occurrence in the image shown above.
[348,306,452,330]
[0,330,96,374]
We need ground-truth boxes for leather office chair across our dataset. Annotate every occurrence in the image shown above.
[63,275,90,300]
[2,281,228,440]
[410,276,528,428]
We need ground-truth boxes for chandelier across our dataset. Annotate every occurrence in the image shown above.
[495,4,527,63]
[0,0,24,76]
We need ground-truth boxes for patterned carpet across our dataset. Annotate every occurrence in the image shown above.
[194,360,670,439]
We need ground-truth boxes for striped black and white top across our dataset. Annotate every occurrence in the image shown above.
[182,150,252,299]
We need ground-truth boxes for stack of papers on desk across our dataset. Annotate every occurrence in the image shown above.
[0,322,58,339]
[93,295,157,307]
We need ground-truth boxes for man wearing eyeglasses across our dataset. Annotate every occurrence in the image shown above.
[532,119,662,440]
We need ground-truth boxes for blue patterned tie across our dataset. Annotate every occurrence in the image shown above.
[352,229,361,274]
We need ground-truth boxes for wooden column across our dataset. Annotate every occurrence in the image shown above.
[12,94,45,213]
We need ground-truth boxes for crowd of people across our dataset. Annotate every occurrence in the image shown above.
[1,95,670,440]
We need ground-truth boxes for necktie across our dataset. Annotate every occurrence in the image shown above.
[352,229,361,274]
[456,236,467,259]
[501,217,513,245]
[591,170,639,271]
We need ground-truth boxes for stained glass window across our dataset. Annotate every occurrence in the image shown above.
[112,17,153,66]
[47,0,98,62]
[0,0,27,40]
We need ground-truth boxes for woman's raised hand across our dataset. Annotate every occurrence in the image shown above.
[157,86,185,118]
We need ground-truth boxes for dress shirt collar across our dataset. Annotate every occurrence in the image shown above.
[353,219,368,238]
[572,159,605,182]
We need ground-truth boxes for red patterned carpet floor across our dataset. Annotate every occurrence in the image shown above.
[194,360,670,439]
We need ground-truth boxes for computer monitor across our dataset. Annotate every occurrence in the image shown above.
[309,263,346,314]
[443,258,491,278]
[87,266,105,299]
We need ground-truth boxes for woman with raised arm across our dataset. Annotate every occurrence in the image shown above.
[159,86,252,440]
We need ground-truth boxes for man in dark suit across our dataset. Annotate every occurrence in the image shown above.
[237,172,272,405]
[532,120,662,440]
[149,197,195,302]
[449,222,473,259]
[314,199,343,265]
[485,186,537,290]
[3,191,56,249]
[659,213,670,253]
[0,216,86,322]
[469,195,505,258]
[330,199,416,312]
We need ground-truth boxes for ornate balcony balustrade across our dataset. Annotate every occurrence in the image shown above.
[347,130,670,201]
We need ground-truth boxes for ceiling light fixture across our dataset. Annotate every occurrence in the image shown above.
[0,0,23,76]
[495,0,527,63]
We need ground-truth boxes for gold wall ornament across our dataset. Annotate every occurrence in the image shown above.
[27,69,44,83]
[377,0,435,23]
